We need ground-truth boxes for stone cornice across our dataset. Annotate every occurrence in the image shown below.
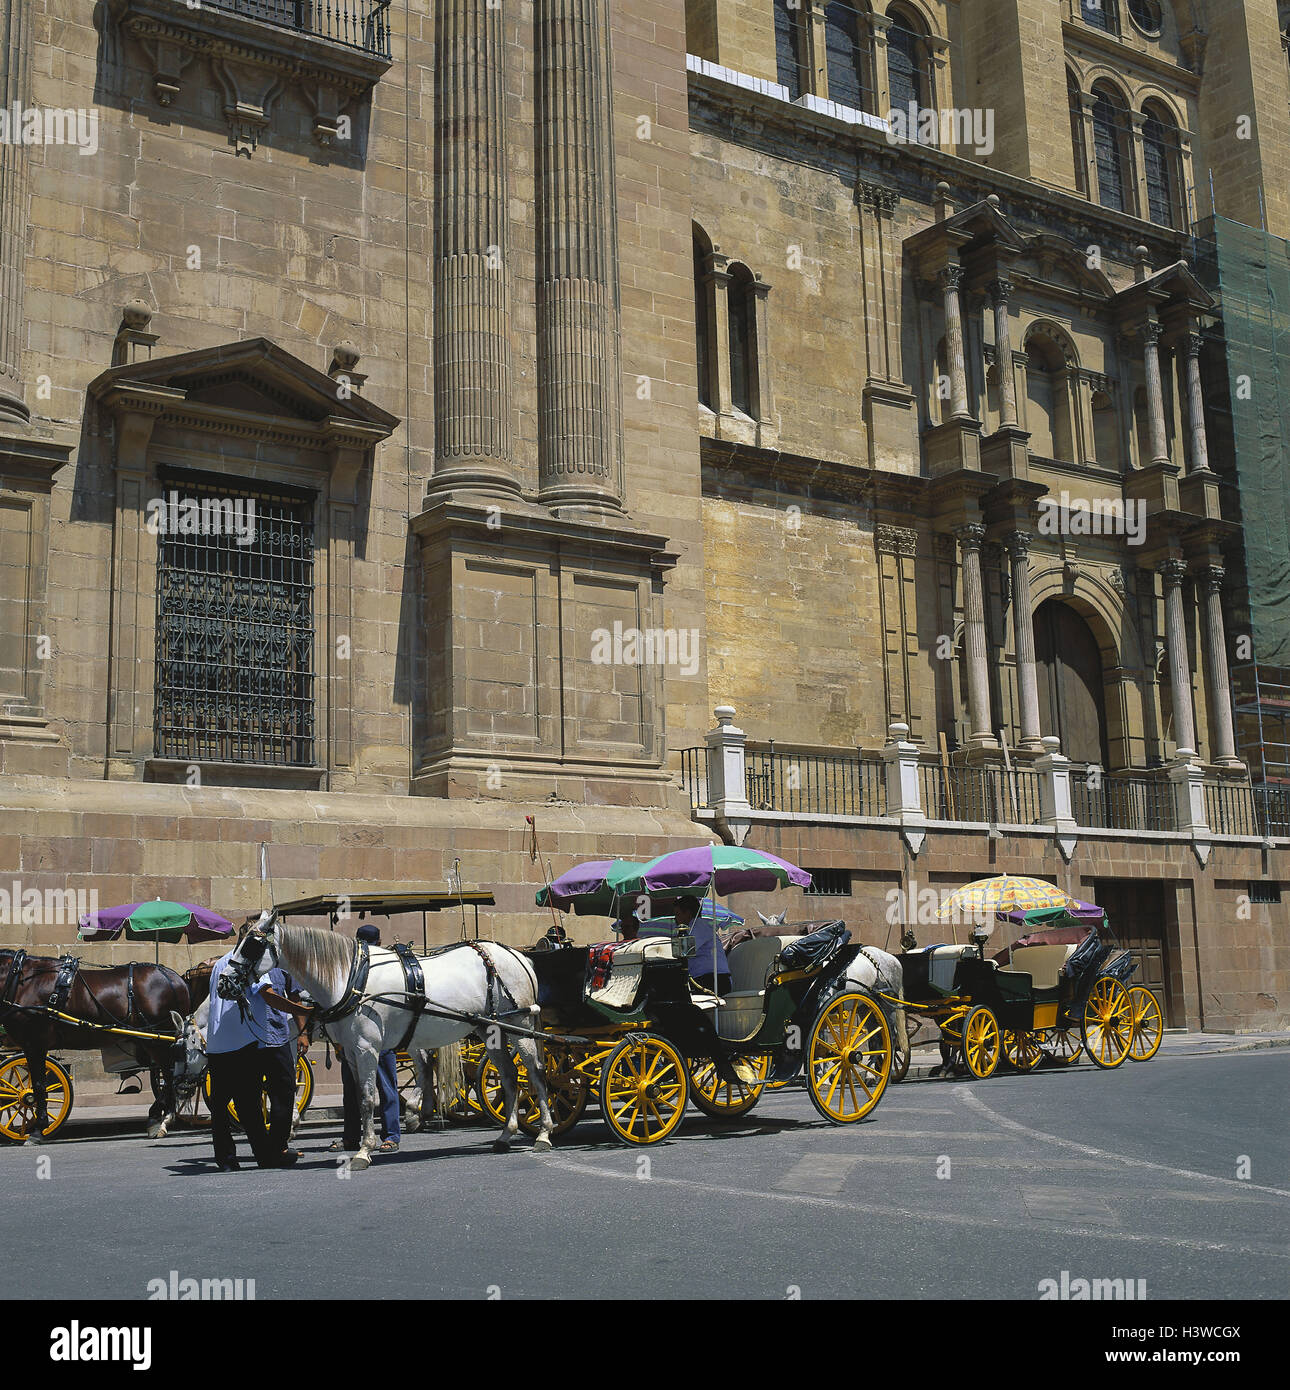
[1062,19,1202,94]
[700,435,877,506]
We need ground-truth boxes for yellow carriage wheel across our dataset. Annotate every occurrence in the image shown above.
[962,1006,1001,1079]
[688,1052,769,1118]
[599,1035,689,1145]
[0,1055,74,1141]
[805,991,891,1124]
[1001,1028,1044,1072]
[1126,986,1164,1062]
[474,1051,527,1128]
[1042,1028,1084,1066]
[1082,976,1133,1069]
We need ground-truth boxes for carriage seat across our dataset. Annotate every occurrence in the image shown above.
[716,934,799,1041]
[585,938,675,1010]
[906,943,982,995]
[999,943,1077,991]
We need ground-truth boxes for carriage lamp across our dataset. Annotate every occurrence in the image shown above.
[970,922,993,955]
[672,930,696,960]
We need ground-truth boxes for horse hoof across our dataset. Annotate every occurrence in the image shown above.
[26,1133,45,1147]
[349,1154,371,1171]
[491,1138,511,1154]
[533,1135,553,1152]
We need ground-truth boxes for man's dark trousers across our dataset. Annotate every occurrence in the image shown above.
[260,1040,297,1158]
[340,1050,400,1147]
[208,1044,274,1167]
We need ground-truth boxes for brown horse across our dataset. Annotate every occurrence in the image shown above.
[0,949,190,1142]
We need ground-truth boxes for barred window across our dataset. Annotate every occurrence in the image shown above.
[154,473,315,766]
[775,0,806,101]
[804,869,852,897]
[1081,0,1118,35]
[886,5,932,130]
[1092,89,1129,214]
[1142,104,1178,228]
[824,3,871,111]
[1068,71,1088,197]
[728,263,756,416]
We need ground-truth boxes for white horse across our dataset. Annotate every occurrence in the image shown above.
[754,910,910,1073]
[219,912,554,1169]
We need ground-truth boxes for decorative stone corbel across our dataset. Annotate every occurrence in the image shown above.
[139,35,193,106]
[212,57,283,157]
[307,80,349,148]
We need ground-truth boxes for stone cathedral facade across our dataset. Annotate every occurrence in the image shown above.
[0,0,1286,1033]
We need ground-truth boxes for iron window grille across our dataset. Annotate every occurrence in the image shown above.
[804,869,853,897]
[1250,882,1282,905]
[1081,0,1119,35]
[823,3,874,113]
[1092,91,1129,213]
[154,473,316,767]
[1143,114,1175,227]
[775,0,807,102]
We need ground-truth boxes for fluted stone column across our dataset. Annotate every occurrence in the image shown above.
[431,0,516,496]
[0,0,32,423]
[988,278,1017,427]
[940,264,969,420]
[1198,564,1240,766]
[536,0,623,512]
[1142,319,1171,468]
[956,523,995,746]
[1005,532,1043,750]
[1182,331,1211,474]
[1159,558,1197,759]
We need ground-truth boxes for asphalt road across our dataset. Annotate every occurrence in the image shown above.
[3,1049,1286,1301]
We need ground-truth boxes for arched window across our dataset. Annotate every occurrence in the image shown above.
[775,0,806,101]
[1035,600,1110,768]
[886,6,931,124]
[693,228,713,409]
[1091,86,1131,214]
[1068,71,1088,197]
[825,3,872,111]
[1024,335,1074,462]
[1142,102,1180,228]
[1092,389,1120,470]
[728,263,756,417]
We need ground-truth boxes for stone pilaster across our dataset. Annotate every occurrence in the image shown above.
[1004,531,1043,751]
[430,0,516,498]
[955,523,996,748]
[1197,564,1240,767]
[0,0,32,423]
[1159,558,1197,759]
[536,0,624,513]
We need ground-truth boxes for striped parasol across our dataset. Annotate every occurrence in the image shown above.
[936,875,1075,922]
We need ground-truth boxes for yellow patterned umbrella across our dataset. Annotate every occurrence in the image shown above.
[936,875,1075,922]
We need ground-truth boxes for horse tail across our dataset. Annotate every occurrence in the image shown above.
[434,1042,465,1118]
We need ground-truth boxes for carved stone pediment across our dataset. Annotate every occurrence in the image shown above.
[108,0,394,153]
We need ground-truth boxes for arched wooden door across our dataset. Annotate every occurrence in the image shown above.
[1034,600,1110,766]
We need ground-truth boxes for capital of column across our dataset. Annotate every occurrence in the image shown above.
[987,277,1014,307]
[1003,530,1032,562]
[938,264,964,293]
[954,521,985,553]
[1141,319,1163,345]
[1184,331,1204,360]
[1198,562,1225,594]
[1158,557,1187,588]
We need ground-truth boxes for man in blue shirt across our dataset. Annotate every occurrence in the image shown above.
[257,965,303,1166]
[206,950,276,1171]
[674,895,731,996]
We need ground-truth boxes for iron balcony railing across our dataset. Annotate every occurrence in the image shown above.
[205,0,392,58]
[1253,783,1290,839]
[918,763,1046,825]
[678,746,706,813]
[1070,769,1177,833]
[1202,778,1259,837]
[743,747,887,817]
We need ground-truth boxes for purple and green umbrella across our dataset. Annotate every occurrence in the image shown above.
[633,845,812,899]
[79,900,234,946]
[536,860,649,916]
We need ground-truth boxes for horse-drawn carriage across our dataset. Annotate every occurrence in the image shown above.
[891,887,1163,1078]
[471,918,893,1144]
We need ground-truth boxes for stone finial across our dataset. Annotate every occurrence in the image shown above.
[986,193,1000,209]
[328,341,366,393]
[1133,245,1152,283]
[111,300,159,367]
[934,180,953,221]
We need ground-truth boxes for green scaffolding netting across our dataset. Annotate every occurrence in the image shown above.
[1206,215,1290,669]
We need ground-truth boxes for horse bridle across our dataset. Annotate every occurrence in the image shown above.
[218,927,280,999]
